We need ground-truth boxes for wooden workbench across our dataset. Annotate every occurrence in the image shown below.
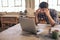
[0,15,19,29]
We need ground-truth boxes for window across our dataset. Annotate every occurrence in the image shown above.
[14,0,22,7]
[35,0,60,11]
[57,0,60,6]
[0,0,2,7]
[0,0,25,12]
[8,0,14,7]
[2,0,8,7]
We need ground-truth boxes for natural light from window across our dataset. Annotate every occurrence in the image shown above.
[0,0,25,12]
[35,0,60,11]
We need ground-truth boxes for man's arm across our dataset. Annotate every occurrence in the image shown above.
[35,9,40,25]
[47,14,56,26]
[51,10,59,24]
[44,9,56,26]
[35,11,39,25]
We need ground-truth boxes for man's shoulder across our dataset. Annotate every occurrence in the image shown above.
[49,9,57,12]
[49,9,57,14]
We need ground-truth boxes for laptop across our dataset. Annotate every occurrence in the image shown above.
[19,17,45,35]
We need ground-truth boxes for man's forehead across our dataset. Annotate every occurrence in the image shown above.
[40,8,46,9]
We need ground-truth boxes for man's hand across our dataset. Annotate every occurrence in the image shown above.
[44,8,50,16]
[36,8,41,15]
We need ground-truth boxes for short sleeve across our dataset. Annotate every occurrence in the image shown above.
[50,9,59,24]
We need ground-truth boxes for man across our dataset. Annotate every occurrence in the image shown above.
[35,2,59,26]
